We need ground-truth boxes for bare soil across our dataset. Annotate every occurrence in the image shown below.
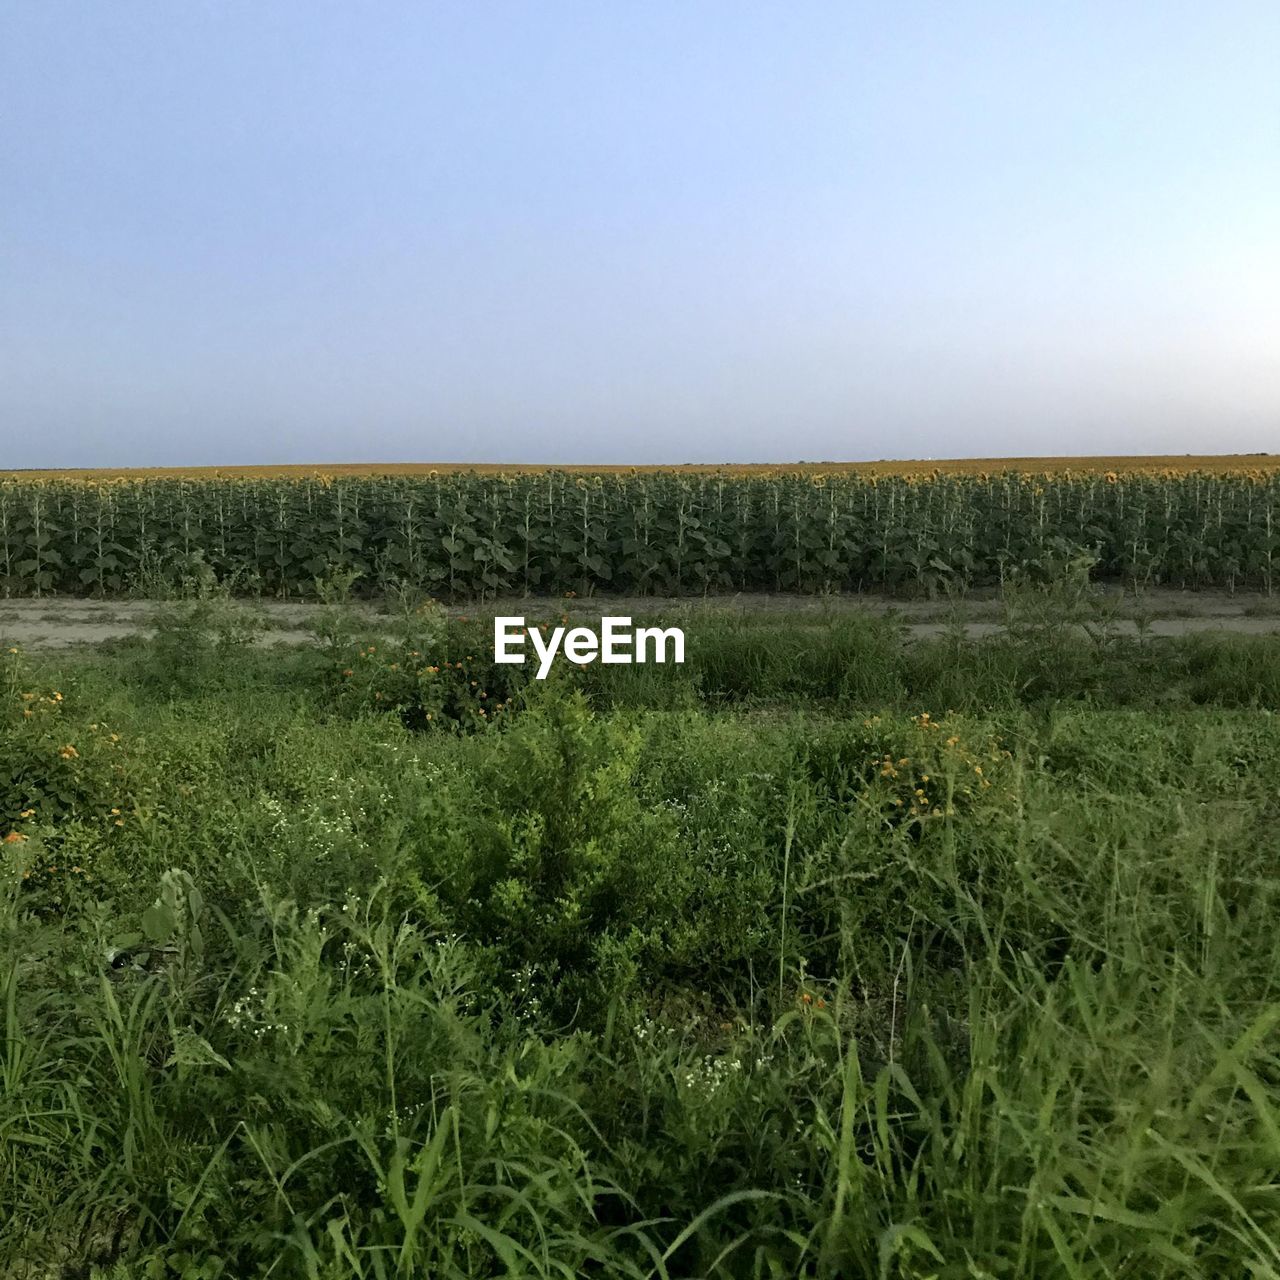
[3,588,1280,651]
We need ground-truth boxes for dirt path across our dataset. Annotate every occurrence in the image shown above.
[4,589,1280,651]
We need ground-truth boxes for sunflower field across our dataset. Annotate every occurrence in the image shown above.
[2,468,1279,597]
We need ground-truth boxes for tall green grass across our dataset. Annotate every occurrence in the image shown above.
[3,610,1280,1275]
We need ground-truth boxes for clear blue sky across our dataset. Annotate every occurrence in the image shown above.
[3,2,1278,467]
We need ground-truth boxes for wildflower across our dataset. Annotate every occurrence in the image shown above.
[3,831,26,843]
[343,668,353,677]
[59,745,79,760]
[19,809,35,819]
[801,992,812,1004]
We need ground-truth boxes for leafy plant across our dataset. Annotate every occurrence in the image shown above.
[4,468,1280,599]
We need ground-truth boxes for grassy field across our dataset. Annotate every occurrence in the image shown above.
[4,588,1280,1277]
[6,453,1280,481]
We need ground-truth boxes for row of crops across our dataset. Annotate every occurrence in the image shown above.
[1,471,1278,597]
